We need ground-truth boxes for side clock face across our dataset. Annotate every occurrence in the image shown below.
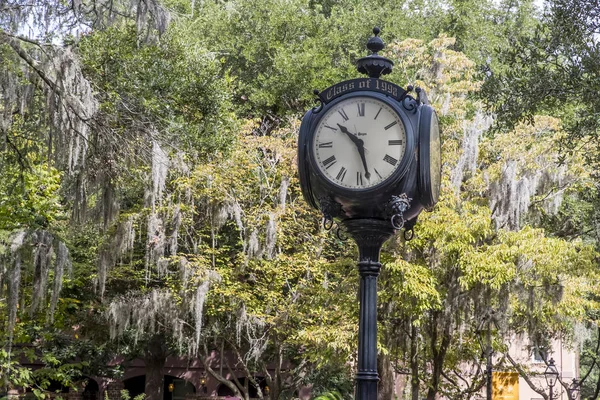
[429,112,442,203]
[312,96,407,190]
[418,106,442,208]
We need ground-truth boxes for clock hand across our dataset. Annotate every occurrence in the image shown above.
[337,124,371,179]
[356,141,371,180]
[357,133,370,153]
[337,124,361,146]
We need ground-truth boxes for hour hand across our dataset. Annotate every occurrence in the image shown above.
[337,124,360,146]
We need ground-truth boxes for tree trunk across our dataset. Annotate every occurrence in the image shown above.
[378,352,395,400]
[144,334,168,400]
[271,374,282,400]
[410,323,420,400]
[268,347,283,400]
[426,311,451,400]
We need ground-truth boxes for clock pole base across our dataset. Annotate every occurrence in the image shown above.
[341,219,395,400]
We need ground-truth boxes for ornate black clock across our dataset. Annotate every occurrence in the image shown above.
[297,27,442,400]
[298,28,441,230]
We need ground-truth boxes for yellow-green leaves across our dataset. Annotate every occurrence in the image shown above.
[385,258,442,318]
[0,117,64,231]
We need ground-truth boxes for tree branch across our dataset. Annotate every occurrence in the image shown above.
[0,31,60,94]
[200,343,243,400]
[579,325,600,385]
[227,338,264,400]
[504,352,548,399]
[0,29,52,47]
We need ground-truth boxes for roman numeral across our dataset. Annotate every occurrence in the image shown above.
[356,171,364,186]
[383,154,398,166]
[338,108,349,121]
[357,102,365,117]
[384,121,398,130]
[374,168,383,179]
[374,107,382,120]
[388,140,403,146]
[322,155,337,169]
[336,167,347,181]
[324,124,338,131]
[318,141,333,148]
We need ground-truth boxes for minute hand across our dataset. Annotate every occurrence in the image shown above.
[356,142,371,180]
[337,124,370,179]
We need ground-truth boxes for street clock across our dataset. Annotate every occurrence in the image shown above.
[296,27,443,400]
[298,28,441,231]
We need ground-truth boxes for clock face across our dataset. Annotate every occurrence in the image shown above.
[429,111,442,203]
[312,96,407,190]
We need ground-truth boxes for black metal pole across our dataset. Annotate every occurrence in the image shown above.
[549,384,554,400]
[343,219,395,400]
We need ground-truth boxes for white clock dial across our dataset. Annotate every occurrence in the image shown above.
[313,96,407,189]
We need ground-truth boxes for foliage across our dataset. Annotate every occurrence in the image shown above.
[77,23,237,158]
[1,0,600,399]
[313,390,343,400]
[189,0,445,116]
[0,117,64,231]
[120,389,145,400]
[480,0,600,167]
[437,0,539,66]
[178,121,358,399]
[378,34,598,399]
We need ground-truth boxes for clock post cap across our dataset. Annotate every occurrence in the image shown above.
[357,27,394,79]
[366,27,385,53]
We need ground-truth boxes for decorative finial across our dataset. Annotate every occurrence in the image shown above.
[366,27,385,54]
[415,87,429,105]
[356,27,394,79]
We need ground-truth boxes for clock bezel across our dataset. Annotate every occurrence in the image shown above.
[307,91,416,196]
[417,105,441,209]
